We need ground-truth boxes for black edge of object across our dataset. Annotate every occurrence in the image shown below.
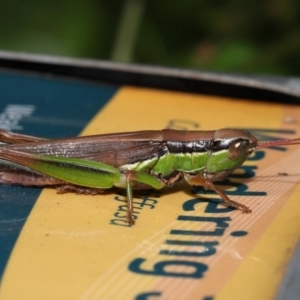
[0,50,299,103]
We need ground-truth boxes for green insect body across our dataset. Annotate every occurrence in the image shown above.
[0,128,298,225]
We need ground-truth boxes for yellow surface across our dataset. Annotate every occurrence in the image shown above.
[217,181,300,300]
[1,86,300,299]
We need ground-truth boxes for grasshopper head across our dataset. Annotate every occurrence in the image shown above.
[206,129,257,176]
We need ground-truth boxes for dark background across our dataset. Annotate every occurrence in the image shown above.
[2,0,300,75]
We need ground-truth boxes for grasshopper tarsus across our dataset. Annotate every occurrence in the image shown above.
[126,213,136,226]
[231,202,252,214]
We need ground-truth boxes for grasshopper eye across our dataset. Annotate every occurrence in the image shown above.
[228,139,250,160]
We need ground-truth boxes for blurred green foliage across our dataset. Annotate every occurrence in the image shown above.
[1,0,300,75]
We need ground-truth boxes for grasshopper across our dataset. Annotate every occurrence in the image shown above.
[0,129,299,225]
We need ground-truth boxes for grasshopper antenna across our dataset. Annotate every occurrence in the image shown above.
[255,137,300,150]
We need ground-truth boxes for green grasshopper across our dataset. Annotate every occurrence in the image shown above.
[0,129,299,225]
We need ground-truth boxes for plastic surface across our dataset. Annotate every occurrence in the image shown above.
[0,67,300,299]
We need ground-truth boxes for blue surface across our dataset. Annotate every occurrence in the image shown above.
[0,71,118,279]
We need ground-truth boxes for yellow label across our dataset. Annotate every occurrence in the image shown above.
[1,87,300,299]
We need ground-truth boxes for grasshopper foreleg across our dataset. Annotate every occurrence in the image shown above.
[184,174,252,214]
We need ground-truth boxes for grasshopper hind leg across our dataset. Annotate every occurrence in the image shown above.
[0,168,63,186]
[0,168,106,195]
[0,129,46,144]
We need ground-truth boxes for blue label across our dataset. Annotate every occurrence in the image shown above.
[0,70,118,278]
